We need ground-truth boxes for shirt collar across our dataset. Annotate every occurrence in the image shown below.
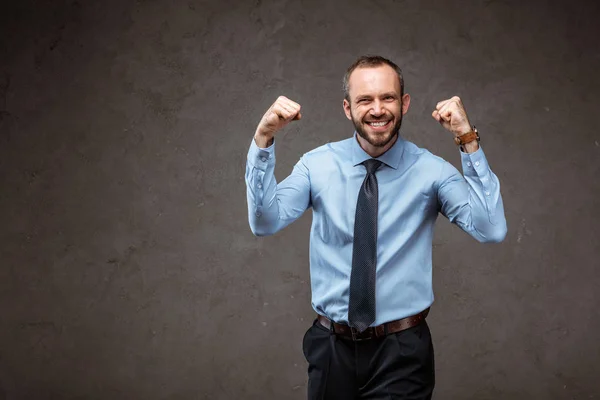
[351,131,405,170]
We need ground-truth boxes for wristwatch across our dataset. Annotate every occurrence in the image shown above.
[454,126,480,146]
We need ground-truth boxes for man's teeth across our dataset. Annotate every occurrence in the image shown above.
[369,121,388,127]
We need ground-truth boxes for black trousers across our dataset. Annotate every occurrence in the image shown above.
[302,317,435,400]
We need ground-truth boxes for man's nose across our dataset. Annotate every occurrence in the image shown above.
[370,101,385,116]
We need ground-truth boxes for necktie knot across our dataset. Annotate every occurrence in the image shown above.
[363,159,382,175]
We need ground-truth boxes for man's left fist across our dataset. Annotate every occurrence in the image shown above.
[432,96,472,136]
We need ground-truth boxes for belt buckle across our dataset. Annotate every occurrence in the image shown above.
[350,326,372,341]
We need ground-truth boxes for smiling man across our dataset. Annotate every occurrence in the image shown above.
[344,64,406,155]
[245,55,507,399]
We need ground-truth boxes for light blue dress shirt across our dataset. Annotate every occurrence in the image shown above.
[245,132,507,326]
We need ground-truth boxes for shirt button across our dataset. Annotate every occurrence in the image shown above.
[467,162,472,167]
[485,191,491,196]
[257,183,263,189]
[475,161,480,167]
[260,157,267,162]
[255,210,262,217]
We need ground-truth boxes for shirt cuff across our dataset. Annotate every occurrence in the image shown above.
[460,144,489,178]
[247,137,276,170]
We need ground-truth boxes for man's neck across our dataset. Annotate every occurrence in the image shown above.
[356,132,399,158]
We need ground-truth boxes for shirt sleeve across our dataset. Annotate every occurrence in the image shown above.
[436,145,507,243]
[245,137,311,236]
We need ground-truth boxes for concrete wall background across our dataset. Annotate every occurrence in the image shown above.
[0,0,598,398]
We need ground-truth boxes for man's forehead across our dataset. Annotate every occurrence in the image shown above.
[348,65,400,96]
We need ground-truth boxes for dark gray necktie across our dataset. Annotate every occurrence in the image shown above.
[348,159,382,332]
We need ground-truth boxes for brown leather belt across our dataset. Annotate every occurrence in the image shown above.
[317,308,430,341]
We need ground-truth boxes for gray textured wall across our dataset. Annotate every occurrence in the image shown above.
[0,0,598,399]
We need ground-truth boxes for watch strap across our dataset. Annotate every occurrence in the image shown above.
[454,126,480,146]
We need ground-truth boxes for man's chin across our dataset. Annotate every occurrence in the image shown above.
[358,129,397,148]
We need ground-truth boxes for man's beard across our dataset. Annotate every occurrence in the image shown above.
[352,107,403,148]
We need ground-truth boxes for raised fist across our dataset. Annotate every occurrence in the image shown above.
[255,96,302,140]
[431,96,472,136]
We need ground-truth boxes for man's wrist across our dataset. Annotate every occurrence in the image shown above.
[461,140,480,153]
[454,125,480,153]
[254,133,274,148]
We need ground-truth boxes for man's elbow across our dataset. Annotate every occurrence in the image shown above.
[482,224,507,243]
[250,228,269,237]
[249,223,275,237]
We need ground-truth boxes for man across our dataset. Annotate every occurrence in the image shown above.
[245,55,507,399]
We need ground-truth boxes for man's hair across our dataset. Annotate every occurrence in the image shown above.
[343,55,404,102]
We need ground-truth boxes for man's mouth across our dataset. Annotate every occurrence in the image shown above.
[366,120,391,130]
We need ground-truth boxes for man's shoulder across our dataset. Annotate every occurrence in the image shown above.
[402,138,447,166]
[303,136,354,158]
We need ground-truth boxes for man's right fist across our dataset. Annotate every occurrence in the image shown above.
[254,96,302,147]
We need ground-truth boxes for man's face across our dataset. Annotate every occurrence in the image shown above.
[343,65,410,149]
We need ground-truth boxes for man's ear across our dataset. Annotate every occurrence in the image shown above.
[343,99,352,120]
[401,93,411,115]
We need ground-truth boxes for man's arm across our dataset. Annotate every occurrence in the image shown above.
[246,137,310,236]
[437,146,507,243]
[431,95,507,242]
[245,95,310,236]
